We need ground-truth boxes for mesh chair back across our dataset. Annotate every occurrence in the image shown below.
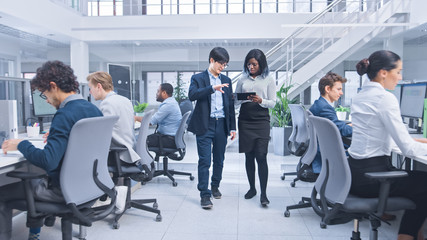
[309,115,351,205]
[299,110,318,166]
[60,115,118,205]
[136,109,155,161]
[175,111,191,149]
[287,104,310,156]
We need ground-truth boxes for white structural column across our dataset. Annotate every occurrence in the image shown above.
[70,40,89,83]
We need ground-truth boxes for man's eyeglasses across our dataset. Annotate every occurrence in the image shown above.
[39,92,47,100]
[217,62,228,69]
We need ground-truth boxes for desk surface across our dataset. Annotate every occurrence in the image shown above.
[0,139,46,174]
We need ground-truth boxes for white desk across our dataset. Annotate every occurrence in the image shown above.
[0,139,46,175]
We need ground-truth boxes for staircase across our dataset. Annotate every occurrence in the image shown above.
[232,0,411,100]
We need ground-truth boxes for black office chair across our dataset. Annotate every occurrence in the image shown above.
[6,116,119,240]
[282,104,317,187]
[108,109,161,229]
[309,115,415,239]
[149,111,194,187]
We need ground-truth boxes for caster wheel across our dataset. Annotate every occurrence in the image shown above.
[113,222,120,229]
[156,214,162,222]
[172,182,178,187]
[320,222,327,229]
[141,181,146,185]
[153,202,158,209]
[190,176,195,181]
[298,200,304,205]
[281,175,285,180]
[284,210,290,217]
[290,182,296,187]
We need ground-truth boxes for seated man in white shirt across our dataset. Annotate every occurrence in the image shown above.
[135,83,182,150]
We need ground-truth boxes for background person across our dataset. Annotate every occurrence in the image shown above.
[0,61,103,240]
[188,47,236,209]
[235,49,275,206]
[349,50,427,240]
[309,72,352,174]
[136,83,182,150]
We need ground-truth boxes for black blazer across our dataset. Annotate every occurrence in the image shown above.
[187,70,236,136]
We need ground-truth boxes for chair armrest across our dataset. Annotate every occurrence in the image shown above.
[109,146,128,152]
[109,147,128,176]
[6,171,46,219]
[365,171,408,181]
[364,171,408,217]
[6,171,47,180]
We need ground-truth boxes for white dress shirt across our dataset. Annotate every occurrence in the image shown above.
[235,73,276,109]
[348,81,427,159]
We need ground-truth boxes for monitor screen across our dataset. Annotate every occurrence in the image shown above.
[32,90,57,116]
[400,83,427,118]
[388,84,402,105]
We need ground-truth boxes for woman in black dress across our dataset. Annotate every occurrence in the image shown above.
[235,49,276,206]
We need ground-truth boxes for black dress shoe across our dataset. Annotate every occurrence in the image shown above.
[244,189,257,199]
[260,195,270,207]
[201,196,213,209]
[211,187,222,199]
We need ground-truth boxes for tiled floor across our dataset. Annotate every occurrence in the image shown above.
[11,133,421,240]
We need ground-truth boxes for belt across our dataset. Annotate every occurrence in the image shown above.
[210,117,224,120]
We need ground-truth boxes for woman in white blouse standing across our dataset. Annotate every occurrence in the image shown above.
[349,50,427,240]
[235,49,276,206]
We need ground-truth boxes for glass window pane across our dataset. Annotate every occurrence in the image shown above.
[163,0,178,14]
[195,0,210,14]
[180,0,194,14]
[147,72,162,106]
[212,0,227,14]
[88,2,98,16]
[228,0,243,14]
[180,72,193,95]
[244,0,260,13]
[163,72,178,86]
[99,2,114,16]
[295,1,309,12]
[344,71,360,106]
[278,0,292,13]
[312,0,327,12]
[262,0,276,13]
[147,0,162,15]
[116,2,123,15]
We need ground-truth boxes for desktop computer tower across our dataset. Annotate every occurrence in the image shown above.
[0,100,18,144]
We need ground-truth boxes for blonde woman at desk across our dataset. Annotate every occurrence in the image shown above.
[348,50,427,240]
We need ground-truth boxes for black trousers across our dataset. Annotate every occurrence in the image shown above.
[147,133,176,149]
[349,155,427,237]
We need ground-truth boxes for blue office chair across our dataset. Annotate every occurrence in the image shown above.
[6,115,119,240]
[309,115,415,239]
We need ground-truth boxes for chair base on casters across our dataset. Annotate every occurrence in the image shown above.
[112,177,162,229]
[153,156,194,187]
[284,188,323,219]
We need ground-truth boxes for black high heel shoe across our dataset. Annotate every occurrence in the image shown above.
[260,195,270,207]
[244,189,257,199]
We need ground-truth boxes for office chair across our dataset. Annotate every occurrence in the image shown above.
[6,115,119,240]
[282,104,317,187]
[108,109,162,229]
[149,111,194,187]
[308,115,416,240]
[284,109,321,217]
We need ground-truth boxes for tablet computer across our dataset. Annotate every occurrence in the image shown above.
[236,92,256,100]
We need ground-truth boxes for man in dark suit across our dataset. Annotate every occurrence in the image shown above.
[309,72,352,174]
[188,47,236,209]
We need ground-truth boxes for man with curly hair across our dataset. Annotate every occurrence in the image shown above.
[0,60,103,240]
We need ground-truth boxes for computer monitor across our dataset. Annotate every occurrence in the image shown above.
[388,84,402,105]
[400,83,427,119]
[32,90,57,132]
